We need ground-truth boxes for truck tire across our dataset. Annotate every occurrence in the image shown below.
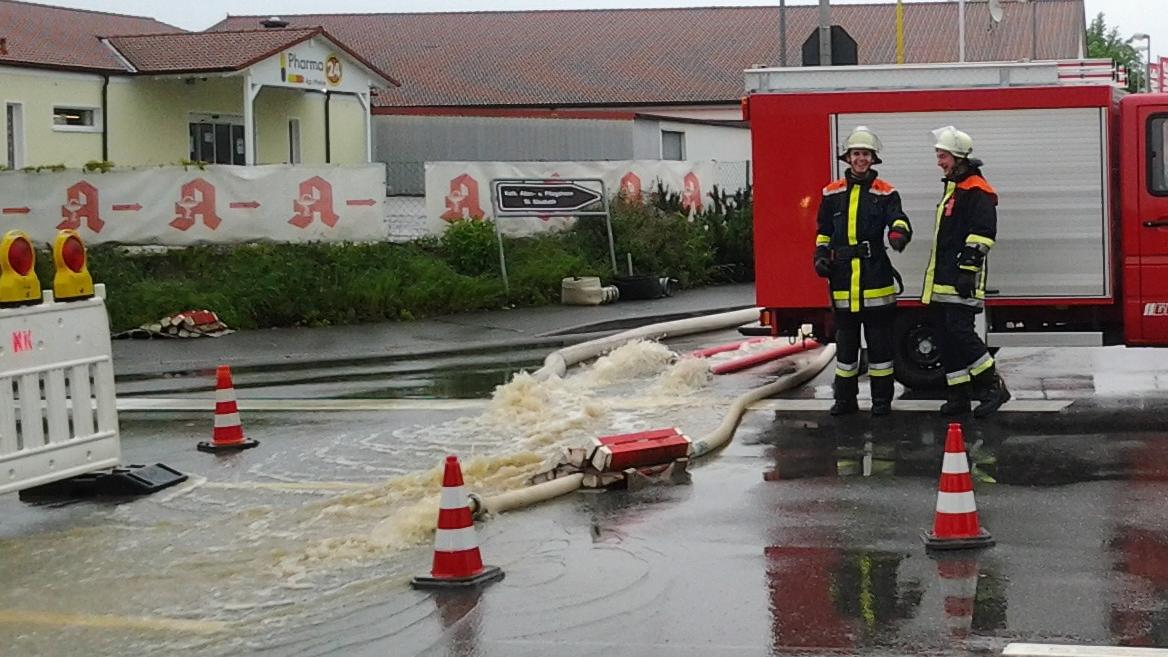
[893,310,946,391]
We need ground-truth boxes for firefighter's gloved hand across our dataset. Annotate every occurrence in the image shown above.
[956,269,978,299]
[813,246,832,278]
[887,230,909,253]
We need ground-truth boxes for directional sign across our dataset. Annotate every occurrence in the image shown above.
[492,180,603,216]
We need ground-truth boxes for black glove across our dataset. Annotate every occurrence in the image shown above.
[813,246,832,278]
[956,269,978,299]
[888,230,909,253]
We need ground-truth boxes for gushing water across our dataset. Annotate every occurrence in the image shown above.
[0,339,736,655]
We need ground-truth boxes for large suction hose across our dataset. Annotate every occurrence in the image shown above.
[470,314,836,517]
[690,343,836,457]
[532,308,762,381]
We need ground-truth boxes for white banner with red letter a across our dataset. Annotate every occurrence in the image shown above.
[0,164,385,245]
[424,160,718,237]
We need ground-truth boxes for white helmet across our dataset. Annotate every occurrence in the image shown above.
[932,126,973,158]
[839,126,883,164]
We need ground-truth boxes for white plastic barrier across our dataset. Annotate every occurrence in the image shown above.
[0,284,120,495]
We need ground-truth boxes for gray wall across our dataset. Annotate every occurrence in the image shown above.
[374,115,637,194]
[632,118,751,161]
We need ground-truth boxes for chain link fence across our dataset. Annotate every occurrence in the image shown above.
[710,161,752,194]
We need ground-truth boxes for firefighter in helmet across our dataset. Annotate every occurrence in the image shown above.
[923,126,1011,417]
[813,126,912,416]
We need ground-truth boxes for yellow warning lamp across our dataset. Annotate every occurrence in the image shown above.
[52,229,94,301]
[0,230,41,306]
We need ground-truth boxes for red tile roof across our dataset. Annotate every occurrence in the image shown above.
[108,28,320,74]
[0,0,181,72]
[211,1,1086,108]
[107,27,400,85]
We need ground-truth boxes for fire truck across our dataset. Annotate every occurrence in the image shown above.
[744,60,1168,389]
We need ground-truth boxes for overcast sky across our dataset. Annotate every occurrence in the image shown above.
[38,0,1165,63]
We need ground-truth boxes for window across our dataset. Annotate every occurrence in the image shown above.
[188,115,244,165]
[288,119,301,165]
[1151,115,1168,196]
[5,103,23,168]
[662,130,686,160]
[52,106,100,132]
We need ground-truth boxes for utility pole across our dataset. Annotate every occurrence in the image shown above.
[958,0,966,63]
[896,0,905,64]
[819,0,832,66]
[1031,0,1038,60]
[779,0,787,67]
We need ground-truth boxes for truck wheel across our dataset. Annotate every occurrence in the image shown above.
[893,312,945,391]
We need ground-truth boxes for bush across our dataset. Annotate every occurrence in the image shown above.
[438,219,500,276]
[79,183,754,331]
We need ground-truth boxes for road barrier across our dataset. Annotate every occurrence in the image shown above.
[0,284,120,495]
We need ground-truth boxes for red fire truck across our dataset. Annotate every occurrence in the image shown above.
[745,60,1168,389]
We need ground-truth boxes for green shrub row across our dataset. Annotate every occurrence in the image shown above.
[70,186,753,331]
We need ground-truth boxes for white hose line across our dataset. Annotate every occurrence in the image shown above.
[471,473,585,517]
[472,342,837,517]
[690,343,836,458]
[532,307,762,381]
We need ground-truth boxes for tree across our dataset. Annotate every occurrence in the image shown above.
[1086,12,1144,93]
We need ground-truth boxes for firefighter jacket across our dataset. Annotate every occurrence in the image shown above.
[815,169,912,312]
[921,164,998,309]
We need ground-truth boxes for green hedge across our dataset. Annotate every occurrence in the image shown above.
[66,186,753,331]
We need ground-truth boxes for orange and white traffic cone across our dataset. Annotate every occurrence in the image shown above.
[923,422,993,550]
[935,556,979,640]
[197,365,259,453]
[411,455,504,590]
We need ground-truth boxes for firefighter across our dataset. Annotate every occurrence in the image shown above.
[923,126,1011,417]
[813,126,912,416]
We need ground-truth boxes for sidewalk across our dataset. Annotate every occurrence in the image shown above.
[112,283,757,377]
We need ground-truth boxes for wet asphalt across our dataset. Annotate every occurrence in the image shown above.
[6,286,1168,655]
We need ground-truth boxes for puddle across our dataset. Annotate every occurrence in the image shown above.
[757,418,1168,487]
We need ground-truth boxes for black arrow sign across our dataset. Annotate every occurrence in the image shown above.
[494,181,603,215]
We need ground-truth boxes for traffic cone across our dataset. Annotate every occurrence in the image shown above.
[935,556,979,640]
[923,423,994,550]
[197,365,259,453]
[411,455,504,590]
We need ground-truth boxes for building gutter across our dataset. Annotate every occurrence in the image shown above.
[324,92,332,164]
[101,74,110,161]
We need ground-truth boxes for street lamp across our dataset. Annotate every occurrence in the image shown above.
[1128,32,1151,92]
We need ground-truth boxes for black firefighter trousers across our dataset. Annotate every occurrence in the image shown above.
[928,302,995,390]
[833,305,895,404]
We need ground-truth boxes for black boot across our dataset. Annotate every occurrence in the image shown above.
[831,376,859,416]
[830,398,859,415]
[973,371,1011,418]
[940,383,972,416]
[870,375,894,416]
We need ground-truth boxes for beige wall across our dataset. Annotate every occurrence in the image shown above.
[107,76,243,166]
[2,68,369,168]
[109,78,366,166]
[328,93,368,165]
[0,66,105,168]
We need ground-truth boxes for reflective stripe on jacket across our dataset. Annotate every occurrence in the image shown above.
[921,168,998,309]
[814,170,912,312]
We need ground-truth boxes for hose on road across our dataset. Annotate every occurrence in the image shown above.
[470,309,836,517]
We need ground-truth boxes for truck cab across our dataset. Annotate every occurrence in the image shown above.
[1121,94,1168,345]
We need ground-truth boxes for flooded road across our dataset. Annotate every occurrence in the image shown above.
[5,336,1168,655]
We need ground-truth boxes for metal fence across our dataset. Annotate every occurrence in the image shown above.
[385,161,425,197]
[711,161,752,194]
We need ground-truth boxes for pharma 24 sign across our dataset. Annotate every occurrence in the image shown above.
[279,50,342,89]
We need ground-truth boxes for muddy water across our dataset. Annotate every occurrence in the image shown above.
[0,337,794,656]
